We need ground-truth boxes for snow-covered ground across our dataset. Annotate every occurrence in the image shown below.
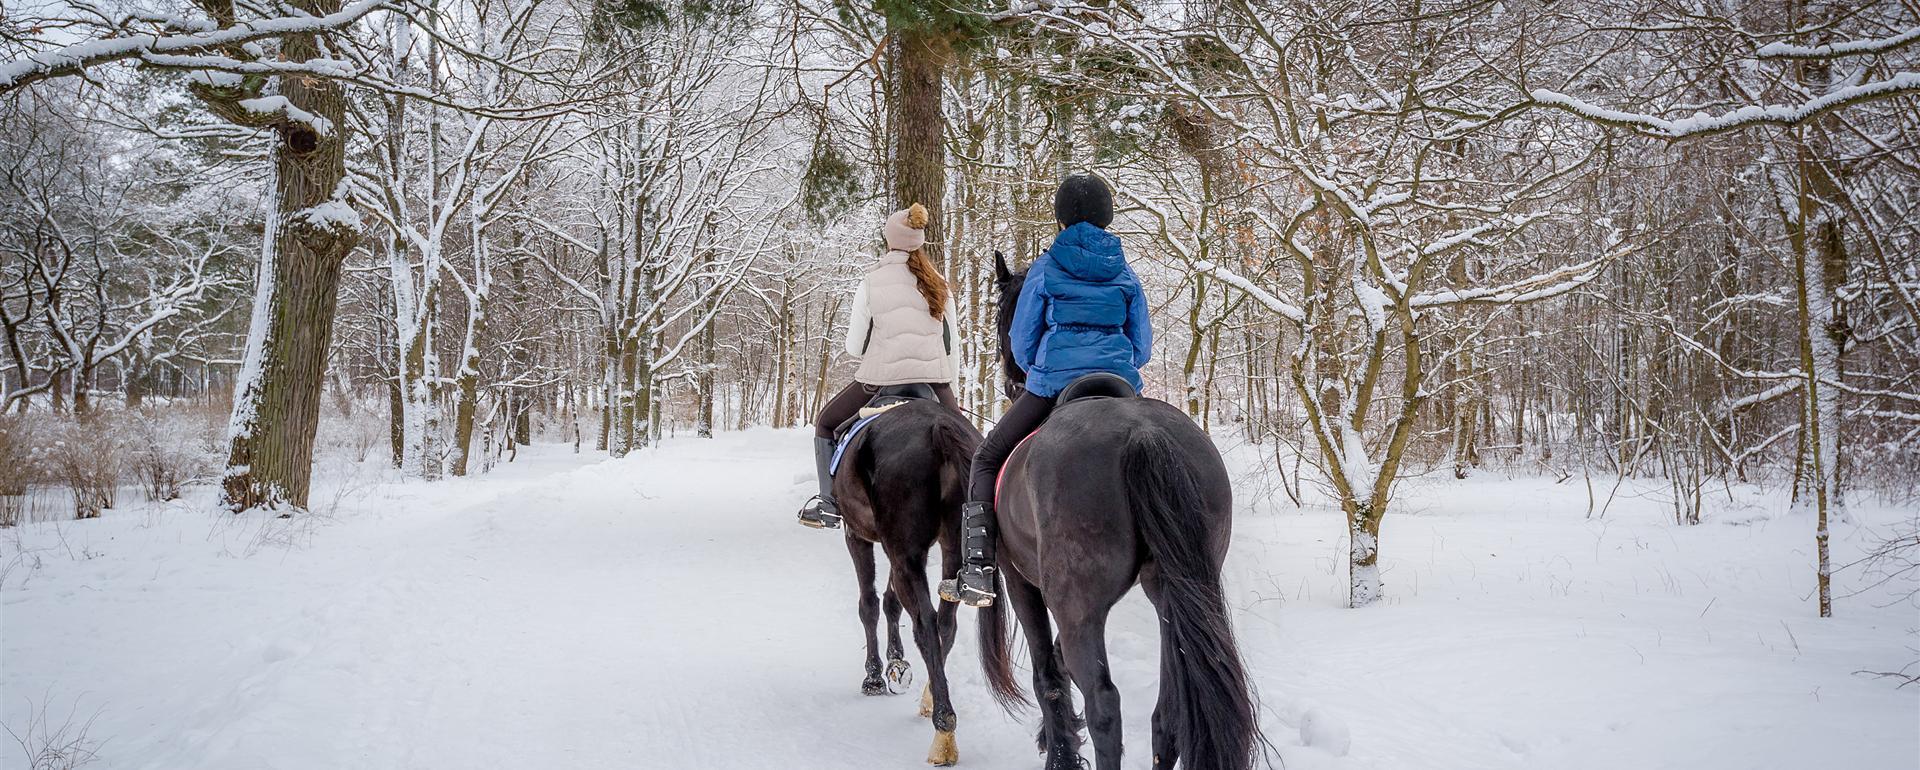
[3,428,1916,769]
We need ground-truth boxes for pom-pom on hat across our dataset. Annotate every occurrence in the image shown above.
[1054,174,1114,229]
[884,203,929,252]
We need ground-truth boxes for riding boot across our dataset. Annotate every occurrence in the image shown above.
[797,436,842,530]
[939,501,998,606]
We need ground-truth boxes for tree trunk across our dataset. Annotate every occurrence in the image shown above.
[386,370,404,467]
[221,3,356,510]
[773,288,792,428]
[697,307,715,439]
[124,358,146,409]
[890,25,947,268]
[1183,277,1207,417]
[450,304,484,476]
[1785,3,1849,617]
[1347,499,1383,607]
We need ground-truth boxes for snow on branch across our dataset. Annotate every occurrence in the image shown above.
[0,1,390,95]
[237,96,335,136]
[1194,261,1306,324]
[291,182,361,232]
[1530,73,1920,139]
[1757,26,1920,59]
[1411,243,1632,308]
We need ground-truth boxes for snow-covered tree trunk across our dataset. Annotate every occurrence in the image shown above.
[450,284,487,476]
[217,0,359,510]
[696,290,716,439]
[449,344,482,474]
[1790,136,1850,618]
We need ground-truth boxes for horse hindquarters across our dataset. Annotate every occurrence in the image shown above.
[1125,428,1257,770]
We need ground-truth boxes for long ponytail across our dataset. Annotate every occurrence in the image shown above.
[906,249,949,321]
[900,203,948,320]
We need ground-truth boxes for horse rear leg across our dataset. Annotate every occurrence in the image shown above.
[884,585,912,693]
[1140,564,1178,770]
[889,552,958,766]
[1003,568,1083,769]
[847,536,887,695]
[1059,611,1122,770]
[921,533,961,718]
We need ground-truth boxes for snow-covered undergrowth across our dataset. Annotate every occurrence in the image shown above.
[3,430,1915,769]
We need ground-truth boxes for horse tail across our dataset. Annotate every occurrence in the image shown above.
[927,412,978,507]
[1126,427,1258,770]
[976,570,1026,711]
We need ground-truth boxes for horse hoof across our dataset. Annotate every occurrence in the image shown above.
[886,658,913,695]
[862,676,888,696]
[919,683,934,718]
[926,730,958,766]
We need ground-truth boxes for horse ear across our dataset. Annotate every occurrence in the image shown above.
[993,251,1013,282]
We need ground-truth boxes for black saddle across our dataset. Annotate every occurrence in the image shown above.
[1054,372,1137,404]
[874,383,937,402]
[833,383,941,440]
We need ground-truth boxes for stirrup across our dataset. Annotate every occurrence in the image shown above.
[798,496,841,530]
[939,567,997,607]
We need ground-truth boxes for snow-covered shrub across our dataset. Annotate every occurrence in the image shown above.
[44,417,125,519]
[0,413,46,527]
[125,406,222,502]
[315,398,390,465]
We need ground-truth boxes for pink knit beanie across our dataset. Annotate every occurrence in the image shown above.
[883,203,928,252]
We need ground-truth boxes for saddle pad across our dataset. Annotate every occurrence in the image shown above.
[857,400,910,420]
[828,408,889,476]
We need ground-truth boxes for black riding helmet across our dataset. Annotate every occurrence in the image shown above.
[1054,174,1114,229]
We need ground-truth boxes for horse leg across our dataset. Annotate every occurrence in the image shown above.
[884,587,905,662]
[1004,569,1084,769]
[848,536,887,696]
[1140,564,1178,770]
[935,527,960,656]
[929,525,960,718]
[1058,611,1123,770]
[889,551,958,766]
[882,585,913,693]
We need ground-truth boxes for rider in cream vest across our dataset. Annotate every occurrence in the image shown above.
[847,250,959,385]
[797,203,963,530]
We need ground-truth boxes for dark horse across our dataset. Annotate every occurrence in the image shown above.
[833,398,981,765]
[976,253,1259,770]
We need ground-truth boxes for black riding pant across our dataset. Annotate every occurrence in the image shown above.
[814,381,960,438]
[967,391,1055,503]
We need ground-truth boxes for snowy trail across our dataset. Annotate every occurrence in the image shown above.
[4,429,1916,769]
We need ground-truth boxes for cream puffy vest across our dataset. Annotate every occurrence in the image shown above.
[847,250,958,386]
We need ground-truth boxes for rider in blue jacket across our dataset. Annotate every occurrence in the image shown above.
[942,174,1152,607]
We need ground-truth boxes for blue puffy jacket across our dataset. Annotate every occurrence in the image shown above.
[1011,222,1153,398]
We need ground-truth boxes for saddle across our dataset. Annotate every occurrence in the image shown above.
[996,373,1138,503]
[829,383,942,476]
[1053,372,1136,404]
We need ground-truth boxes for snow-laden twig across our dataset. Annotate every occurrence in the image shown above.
[1530,73,1920,139]
[0,0,390,94]
[237,96,335,136]
[1411,243,1631,308]
[1757,27,1920,59]
[1194,261,1306,324]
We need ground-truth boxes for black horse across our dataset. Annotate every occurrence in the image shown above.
[833,398,981,765]
[976,253,1259,770]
